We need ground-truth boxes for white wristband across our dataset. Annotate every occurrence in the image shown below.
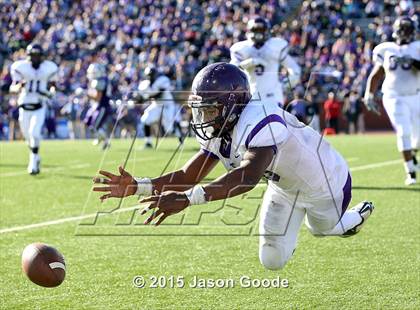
[184,186,207,206]
[134,177,153,196]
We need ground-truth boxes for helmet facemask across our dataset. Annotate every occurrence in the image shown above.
[29,53,43,69]
[189,94,242,141]
[247,19,270,48]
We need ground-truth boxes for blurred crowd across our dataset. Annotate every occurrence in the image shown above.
[0,0,418,139]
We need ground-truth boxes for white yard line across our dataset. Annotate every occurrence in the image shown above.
[0,163,91,177]
[0,158,404,234]
[0,158,154,177]
[350,159,401,171]
[0,205,141,234]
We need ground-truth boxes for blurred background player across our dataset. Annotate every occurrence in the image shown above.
[364,16,420,185]
[10,43,58,175]
[230,17,301,108]
[134,65,182,149]
[84,63,112,150]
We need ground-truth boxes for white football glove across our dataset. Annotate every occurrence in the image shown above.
[364,94,381,115]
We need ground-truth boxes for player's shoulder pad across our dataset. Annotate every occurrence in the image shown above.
[11,59,28,71]
[410,40,420,49]
[230,40,251,51]
[373,41,396,55]
[235,103,289,149]
[43,60,58,71]
[267,37,289,60]
[153,75,171,89]
[267,37,288,50]
[230,40,252,61]
[372,42,395,63]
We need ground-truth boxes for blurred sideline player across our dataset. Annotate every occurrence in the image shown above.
[93,63,374,271]
[364,16,420,185]
[230,17,301,108]
[134,65,182,148]
[10,43,58,175]
[84,63,112,149]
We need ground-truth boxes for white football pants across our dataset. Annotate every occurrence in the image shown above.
[258,175,360,270]
[382,93,420,152]
[141,102,180,133]
[19,106,46,148]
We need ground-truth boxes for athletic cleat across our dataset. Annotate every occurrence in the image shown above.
[405,172,416,186]
[143,142,153,149]
[342,201,374,237]
[102,140,111,150]
[30,156,41,175]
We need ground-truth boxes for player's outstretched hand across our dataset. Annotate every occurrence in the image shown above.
[92,166,137,202]
[139,191,190,226]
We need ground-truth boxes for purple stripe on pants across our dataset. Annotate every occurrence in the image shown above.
[340,173,352,218]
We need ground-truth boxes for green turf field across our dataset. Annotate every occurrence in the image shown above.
[1,135,419,309]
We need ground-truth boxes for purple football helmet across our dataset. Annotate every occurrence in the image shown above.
[392,16,417,45]
[26,43,44,69]
[189,62,251,140]
[247,17,271,48]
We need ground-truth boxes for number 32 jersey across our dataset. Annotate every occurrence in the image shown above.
[372,40,420,96]
[11,59,58,105]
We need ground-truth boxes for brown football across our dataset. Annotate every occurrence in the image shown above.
[21,243,66,287]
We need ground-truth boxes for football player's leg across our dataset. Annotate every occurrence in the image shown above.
[408,93,420,169]
[383,95,416,184]
[19,109,33,172]
[27,107,46,173]
[161,104,175,136]
[259,185,305,270]
[141,104,161,147]
[18,109,30,143]
[93,107,107,140]
[305,174,373,237]
[29,107,46,148]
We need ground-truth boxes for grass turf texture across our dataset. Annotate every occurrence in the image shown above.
[0,135,419,309]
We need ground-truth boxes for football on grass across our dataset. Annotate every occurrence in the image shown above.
[21,243,66,287]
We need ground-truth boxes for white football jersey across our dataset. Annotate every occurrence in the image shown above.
[197,103,349,198]
[230,37,289,103]
[373,40,420,96]
[138,75,174,106]
[10,59,58,105]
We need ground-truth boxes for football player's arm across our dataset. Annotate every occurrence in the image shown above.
[92,150,219,201]
[282,55,301,88]
[230,46,263,69]
[150,150,219,192]
[365,63,385,95]
[364,63,385,115]
[9,67,25,93]
[139,147,274,225]
[201,147,273,200]
[9,81,25,93]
